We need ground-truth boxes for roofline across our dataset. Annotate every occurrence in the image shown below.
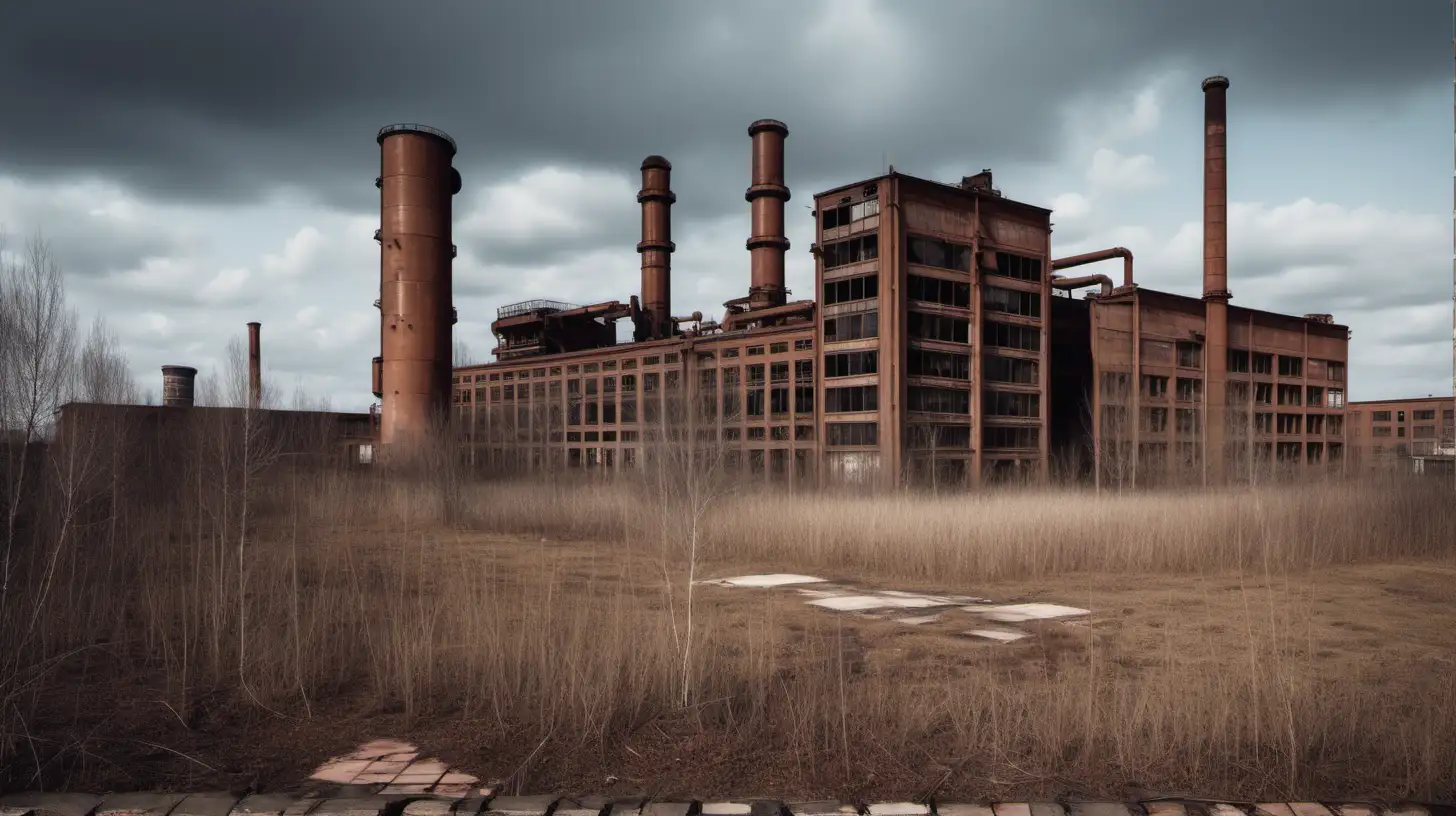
[1348,396,1455,406]
[1130,287,1352,333]
[811,171,1054,216]
[457,322,815,373]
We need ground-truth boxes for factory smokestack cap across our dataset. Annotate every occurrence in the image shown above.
[641,155,672,171]
[748,119,789,137]
[376,123,458,156]
[1201,75,1230,91]
[161,365,198,376]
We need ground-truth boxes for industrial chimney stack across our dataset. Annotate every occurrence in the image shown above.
[161,365,197,408]
[1202,76,1231,483]
[247,321,262,410]
[637,156,676,339]
[376,124,461,451]
[746,119,790,310]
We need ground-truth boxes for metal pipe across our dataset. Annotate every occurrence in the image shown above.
[721,299,814,332]
[377,123,460,449]
[1202,76,1232,485]
[161,365,197,408]
[246,321,261,409]
[1051,274,1114,297]
[746,119,790,309]
[637,155,676,339]
[1050,246,1134,288]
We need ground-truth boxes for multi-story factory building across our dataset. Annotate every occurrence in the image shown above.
[1348,396,1456,466]
[376,77,1351,488]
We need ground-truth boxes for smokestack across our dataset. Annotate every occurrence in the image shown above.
[161,365,197,408]
[377,124,461,449]
[746,119,790,310]
[247,321,261,410]
[637,155,676,339]
[1202,75,1231,483]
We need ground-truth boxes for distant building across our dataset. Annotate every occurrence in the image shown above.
[1347,396,1456,470]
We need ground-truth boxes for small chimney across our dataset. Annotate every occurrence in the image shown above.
[636,156,676,340]
[746,119,790,310]
[161,365,198,408]
[247,321,262,409]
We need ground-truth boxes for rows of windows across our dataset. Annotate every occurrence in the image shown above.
[825,350,878,378]
[908,311,969,343]
[907,386,970,415]
[988,251,1042,283]
[821,235,879,269]
[824,312,878,342]
[983,320,1040,351]
[823,274,879,305]
[906,235,972,272]
[984,355,1038,385]
[908,348,969,380]
[906,274,971,308]
[821,198,879,229]
[824,385,878,413]
[826,422,878,446]
[982,285,1041,318]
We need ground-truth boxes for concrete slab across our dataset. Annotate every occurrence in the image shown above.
[311,800,393,816]
[641,805,693,816]
[979,603,1090,623]
[866,805,928,816]
[1067,805,1127,816]
[936,806,993,816]
[347,740,417,760]
[95,794,184,816]
[170,794,242,816]
[311,759,374,785]
[808,595,904,611]
[552,798,608,816]
[0,794,103,816]
[484,797,558,816]
[401,802,456,816]
[705,574,826,588]
[992,805,1032,816]
[1287,806,1332,816]
[234,796,299,816]
[1255,806,1296,816]
[1142,805,1189,816]
[964,628,1029,643]
[1030,805,1066,816]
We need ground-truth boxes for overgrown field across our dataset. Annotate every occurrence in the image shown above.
[3,442,1454,801]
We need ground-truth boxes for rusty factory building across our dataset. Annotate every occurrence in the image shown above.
[1347,396,1456,474]
[370,76,1353,488]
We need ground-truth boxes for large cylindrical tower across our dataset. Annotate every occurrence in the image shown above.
[637,155,676,339]
[746,119,790,310]
[376,124,461,449]
[1202,76,1231,484]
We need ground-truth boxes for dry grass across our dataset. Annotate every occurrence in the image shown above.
[2,438,1455,801]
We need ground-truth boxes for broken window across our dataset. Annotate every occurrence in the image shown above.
[906,274,971,308]
[824,385,878,413]
[1228,349,1250,373]
[906,235,972,271]
[1176,342,1203,369]
[748,427,766,441]
[982,286,1041,318]
[747,388,765,418]
[1276,384,1301,406]
[983,426,1038,449]
[795,338,814,351]
[825,350,878,378]
[826,422,878,446]
[1328,415,1343,435]
[988,251,1042,283]
[1142,375,1169,399]
[823,312,879,342]
[983,320,1040,352]
[1255,382,1273,405]
[1306,386,1323,406]
[795,386,814,414]
[821,234,879,269]
[771,362,790,383]
[1176,378,1203,402]
[908,311,969,343]
[1100,372,1131,399]
[1252,353,1273,375]
[908,386,970,414]
[823,274,879,305]
[1144,407,1169,433]
[908,348,969,380]
[771,387,790,416]
[985,355,1039,385]
[1176,408,1201,434]
[821,198,879,229]
[1278,355,1303,377]
[983,390,1038,418]
[795,359,814,383]
[721,348,739,359]
[747,364,765,386]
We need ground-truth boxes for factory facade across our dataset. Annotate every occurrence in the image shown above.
[1347,396,1456,469]
[374,78,1354,488]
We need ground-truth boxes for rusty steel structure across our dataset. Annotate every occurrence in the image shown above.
[247,321,262,410]
[375,124,462,450]
[161,366,197,408]
[1201,76,1232,486]
[745,119,791,311]
[636,156,676,341]
[424,75,1351,488]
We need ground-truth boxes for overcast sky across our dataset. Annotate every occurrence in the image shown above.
[0,0,1449,410]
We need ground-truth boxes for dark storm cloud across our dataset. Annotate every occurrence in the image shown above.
[0,0,1441,217]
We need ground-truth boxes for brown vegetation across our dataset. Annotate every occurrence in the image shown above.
[2,232,1454,801]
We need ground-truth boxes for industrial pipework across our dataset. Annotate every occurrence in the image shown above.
[376,124,462,449]
[637,155,676,340]
[746,119,791,310]
[247,321,261,410]
[1050,247,1135,289]
[1202,76,1231,483]
[161,365,197,408]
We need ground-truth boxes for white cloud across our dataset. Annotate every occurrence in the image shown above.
[1050,192,1091,220]
[461,167,635,248]
[1087,148,1164,191]
[198,267,251,304]
[262,225,324,278]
